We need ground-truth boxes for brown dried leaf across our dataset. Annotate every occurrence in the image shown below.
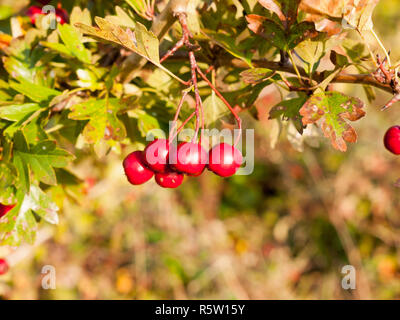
[300,0,379,30]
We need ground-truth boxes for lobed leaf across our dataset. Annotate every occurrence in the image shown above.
[9,79,60,103]
[58,23,91,63]
[69,98,127,144]
[0,185,59,246]
[13,131,74,191]
[300,91,366,152]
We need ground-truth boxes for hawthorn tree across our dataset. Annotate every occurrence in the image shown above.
[0,0,397,247]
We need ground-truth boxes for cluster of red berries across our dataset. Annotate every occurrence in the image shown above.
[384,126,400,155]
[123,139,243,188]
[27,3,68,25]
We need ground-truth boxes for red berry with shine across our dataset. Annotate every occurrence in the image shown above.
[0,203,15,219]
[123,151,154,185]
[384,126,400,155]
[55,8,68,24]
[155,171,184,188]
[0,259,9,275]
[208,143,243,177]
[169,142,207,175]
[27,5,43,24]
[144,139,170,173]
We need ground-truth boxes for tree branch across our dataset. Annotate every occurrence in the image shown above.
[118,0,189,83]
[160,51,394,94]
[231,59,394,94]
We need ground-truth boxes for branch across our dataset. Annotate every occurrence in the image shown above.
[118,0,189,83]
[160,52,394,94]
[230,59,394,94]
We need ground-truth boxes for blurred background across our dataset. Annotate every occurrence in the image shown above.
[2,0,400,300]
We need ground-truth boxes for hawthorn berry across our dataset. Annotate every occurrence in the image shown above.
[144,139,170,173]
[0,203,15,219]
[155,171,184,188]
[384,126,400,155]
[27,5,43,24]
[208,143,243,177]
[27,4,68,25]
[169,142,207,175]
[55,7,68,24]
[123,151,154,185]
[0,259,9,275]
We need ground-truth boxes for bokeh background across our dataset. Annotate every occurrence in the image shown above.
[2,0,400,300]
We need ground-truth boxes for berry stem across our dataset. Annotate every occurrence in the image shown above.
[160,37,185,64]
[169,89,189,143]
[189,51,201,142]
[196,66,242,146]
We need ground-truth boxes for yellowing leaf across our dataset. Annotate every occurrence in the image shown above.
[300,0,379,30]
[69,98,127,144]
[300,91,366,152]
[0,185,59,246]
[74,18,184,83]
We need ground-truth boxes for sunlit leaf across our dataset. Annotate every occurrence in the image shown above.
[300,91,366,152]
[69,98,127,144]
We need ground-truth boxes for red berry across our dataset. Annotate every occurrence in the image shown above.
[384,126,400,155]
[0,259,9,275]
[27,5,68,25]
[123,151,154,185]
[143,139,170,173]
[188,170,204,177]
[55,8,68,24]
[0,203,15,219]
[169,142,207,175]
[27,5,43,24]
[208,143,243,177]
[155,171,184,188]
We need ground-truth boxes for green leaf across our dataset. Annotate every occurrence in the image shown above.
[0,162,16,203]
[9,79,60,103]
[0,103,42,121]
[0,185,59,246]
[75,18,184,83]
[279,0,301,26]
[68,98,127,144]
[246,15,287,50]
[288,21,318,49]
[330,50,349,67]
[13,131,74,191]
[0,5,13,20]
[202,93,230,127]
[269,96,308,119]
[240,68,274,84]
[130,109,160,137]
[134,22,160,64]
[41,41,74,58]
[58,23,91,64]
[300,91,366,152]
[204,30,253,67]
[125,0,146,17]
